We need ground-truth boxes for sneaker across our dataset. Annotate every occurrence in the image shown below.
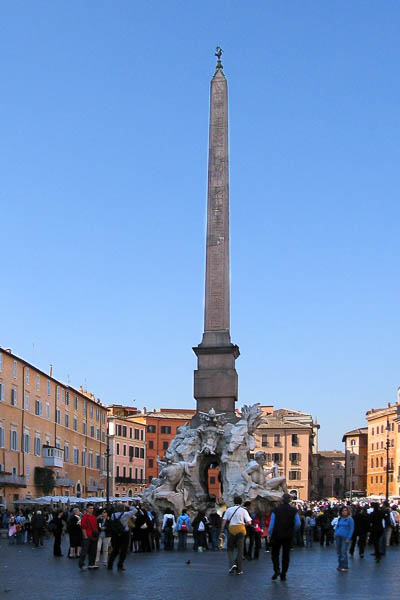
[229,565,237,574]
[271,572,280,580]
[280,574,286,581]
[337,567,344,572]
[236,571,243,575]
[117,566,126,571]
[80,566,87,571]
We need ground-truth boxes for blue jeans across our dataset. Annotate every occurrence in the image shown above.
[305,527,314,547]
[336,535,349,569]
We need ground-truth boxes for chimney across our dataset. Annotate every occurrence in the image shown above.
[49,364,53,377]
[5,348,12,353]
[388,402,391,408]
[142,407,147,414]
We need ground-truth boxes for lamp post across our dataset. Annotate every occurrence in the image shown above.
[385,417,390,501]
[331,463,335,498]
[104,426,111,506]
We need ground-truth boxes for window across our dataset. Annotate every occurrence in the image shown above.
[129,427,133,439]
[74,396,78,410]
[13,360,17,379]
[371,458,374,468]
[350,439,356,446]
[210,476,216,484]
[0,352,2,371]
[372,443,374,450]
[89,453,93,468]
[82,450,86,467]
[73,448,79,465]
[140,430,144,441]
[36,375,40,391]
[140,448,144,458]
[55,409,61,424]
[35,400,43,416]
[261,434,269,447]
[149,458,154,468]
[47,381,51,396]
[129,446,134,458]
[274,434,281,447]
[123,466,126,477]
[372,428,374,435]
[0,382,4,402]
[123,445,127,456]
[23,432,30,453]
[289,453,301,464]
[116,465,120,477]
[96,454,100,469]
[56,386,60,402]
[83,400,87,415]
[65,391,70,406]
[376,476,378,483]
[162,441,168,451]
[82,421,87,435]
[102,412,106,424]
[24,393,29,412]
[102,431,105,442]
[135,447,139,458]
[122,426,127,438]
[96,428,100,440]
[0,426,4,448]
[135,429,140,440]
[381,457,383,467]
[64,444,69,462]
[272,453,283,464]
[149,440,154,450]
[380,475,383,483]
[65,414,69,428]
[26,368,29,385]
[96,408,100,421]
[116,443,120,455]
[161,426,171,434]
[392,423,394,431]
[11,388,17,406]
[61,389,64,403]
[89,405,93,418]
[292,434,299,446]
[147,425,156,433]
[391,439,395,447]
[34,437,41,456]
[90,426,94,438]
[73,418,78,431]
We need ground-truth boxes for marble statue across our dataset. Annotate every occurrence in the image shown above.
[142,404,288,518]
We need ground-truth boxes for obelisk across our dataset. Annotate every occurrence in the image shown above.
[193,48,240,424]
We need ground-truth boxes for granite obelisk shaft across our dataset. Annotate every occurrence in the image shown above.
[193,56,239,423]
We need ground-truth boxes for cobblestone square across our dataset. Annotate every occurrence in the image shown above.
[2,537,399,600]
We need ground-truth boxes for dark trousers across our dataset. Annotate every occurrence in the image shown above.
[108,532,129,568]
[33,528,44,547]
[350,532,366,556]
[271,537,292,575]
[79,538,98,567]
[163,528,174,550]
[178,530,187,550]
[53,532,62,556]
[151,529,160,551]
[320,529,330,546]
[249,531,261,559]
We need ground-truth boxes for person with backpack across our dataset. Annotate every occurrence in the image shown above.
[267,494,300,581]
[162,509,176,550]
[304,510,316,548]
[176,509,191,551]
[67,507,82,558]
[220,495,252,575]
[192,511,209,551]
[96,509,112,567]
[108,504,138,571]
[334,506,354,572]
[52,509,65,557]
[349,506,369,558]
[79,504,99,569]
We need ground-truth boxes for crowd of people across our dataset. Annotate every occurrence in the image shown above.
[1,496,399,577]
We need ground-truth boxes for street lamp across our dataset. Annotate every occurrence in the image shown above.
[104,426,111,506]
[331,463,335,498]
[385,417,391,502]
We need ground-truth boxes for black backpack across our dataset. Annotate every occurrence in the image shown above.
[110,514,125,536]
[165,517,173,529]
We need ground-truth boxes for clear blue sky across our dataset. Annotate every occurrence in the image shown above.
[1,1,400,450]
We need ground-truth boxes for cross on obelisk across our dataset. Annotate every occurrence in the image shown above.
[193,48,240,424]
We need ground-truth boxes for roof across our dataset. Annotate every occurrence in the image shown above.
[138,411,195,420]
[342,427,368,441]
[318,450,345,459]
[257,418,311,431]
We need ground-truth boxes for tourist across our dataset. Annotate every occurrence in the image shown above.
[304,510,315,548]
[369,502,384,563]
[220,495,252,575]
[96,509,112,566]
[67,507,82,558]
[31,510,45,548]
[176,509,191,551]
[151,511,161,551]
[53,509,65,557]
[79,504,99,570]
[349,506,369,558]
[8,513,17,545]
[208,510,221,551]
[192,511,209,551]
[162,509,176,551]
[268,493,300,581]
[248,512,263,559]
[108,504,138,571]
[335,506,354,572]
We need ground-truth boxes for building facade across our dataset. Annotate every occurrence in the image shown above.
[313,450,345,498]
[134,409,196,484]
[107,410,146,498]
[342,427,368,496]
[253,406,318,500]
[0,347,108,507]
[366,402,400,498]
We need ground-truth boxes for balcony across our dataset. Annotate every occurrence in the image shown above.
[55,477,74,487]
[115,476,146,485]
[274,442,282,447]
[0,473,27,487]
[42,445,63,468]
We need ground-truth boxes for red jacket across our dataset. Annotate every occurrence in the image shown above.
[81,513,98,539]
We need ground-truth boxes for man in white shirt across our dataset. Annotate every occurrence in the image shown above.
[220,495,252,575]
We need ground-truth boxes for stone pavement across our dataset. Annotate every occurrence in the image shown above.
[2,538,400,600]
